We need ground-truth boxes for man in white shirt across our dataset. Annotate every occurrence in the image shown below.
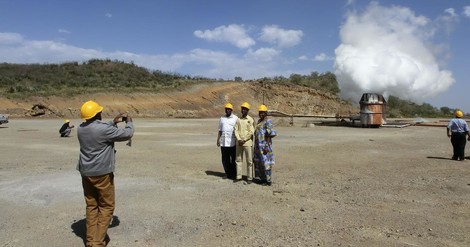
[217,103,238,179]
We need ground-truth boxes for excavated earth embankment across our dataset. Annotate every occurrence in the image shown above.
[0,82,358,119]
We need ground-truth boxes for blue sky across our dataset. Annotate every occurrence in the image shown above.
[1,0,469,112]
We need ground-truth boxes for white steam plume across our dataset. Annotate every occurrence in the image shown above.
[334,2,454,103]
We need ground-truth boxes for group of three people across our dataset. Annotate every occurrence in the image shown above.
[217,102,277,186]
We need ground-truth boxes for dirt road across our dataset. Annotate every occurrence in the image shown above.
[0,118,469,247]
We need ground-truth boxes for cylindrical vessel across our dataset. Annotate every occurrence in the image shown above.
[359,93,386,128]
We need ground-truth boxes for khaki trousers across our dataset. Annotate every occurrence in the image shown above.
[235,145,253,180]
[81,173,115,247]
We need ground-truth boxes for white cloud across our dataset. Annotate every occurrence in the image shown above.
[444,8,457,17]
[184,48,235,65]
[245,48,280,62]
[105,13,112,18]
[463,6,470,18]
[259,25,303,48]
[58,29,70,34]
[194,24,255,49]
[172,48,291,79]
[0,39,101,63]
[297,53,333,62]
[314,53,334,61]
[0,32,23,45]
[436,7,459,35]
[0,32,306,80]
[334,2,454,103]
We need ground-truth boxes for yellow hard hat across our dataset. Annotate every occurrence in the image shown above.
[80,100,104,120]
[455,110,463,118]
[241,102,250,110]
[258,104,268,112]
[224,103,233,110]
[64,119,70,123]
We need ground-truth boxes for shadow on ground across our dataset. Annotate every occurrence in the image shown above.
[71,215,120,246]
[427,156,453,160]
[427,156,470,161]
[205,170,225,178]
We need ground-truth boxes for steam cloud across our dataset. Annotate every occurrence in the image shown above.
[334,2,454,103]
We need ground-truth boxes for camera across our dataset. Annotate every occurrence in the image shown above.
[121,116,127,122]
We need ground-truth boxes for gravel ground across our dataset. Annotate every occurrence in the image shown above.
[0,118,469,247]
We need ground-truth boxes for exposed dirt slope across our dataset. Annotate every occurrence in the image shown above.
[0,82,357,119]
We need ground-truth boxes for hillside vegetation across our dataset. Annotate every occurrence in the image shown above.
[0,59,459,118]
[1,59,340,97]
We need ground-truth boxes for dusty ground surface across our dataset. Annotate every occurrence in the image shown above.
[0,118,469,247]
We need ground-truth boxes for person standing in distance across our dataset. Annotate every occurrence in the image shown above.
[77,100,134,247]
[217,103,238,179]
[234,102,255,184]
[59,119,74,137]
[447,110,470,161]
[253,104,277,186]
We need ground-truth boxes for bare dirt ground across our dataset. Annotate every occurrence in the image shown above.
[0,118,469,247]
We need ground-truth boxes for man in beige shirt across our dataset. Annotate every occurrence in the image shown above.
[234,102,255,184]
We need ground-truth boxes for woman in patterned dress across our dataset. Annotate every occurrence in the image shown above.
[253,104,277,186]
